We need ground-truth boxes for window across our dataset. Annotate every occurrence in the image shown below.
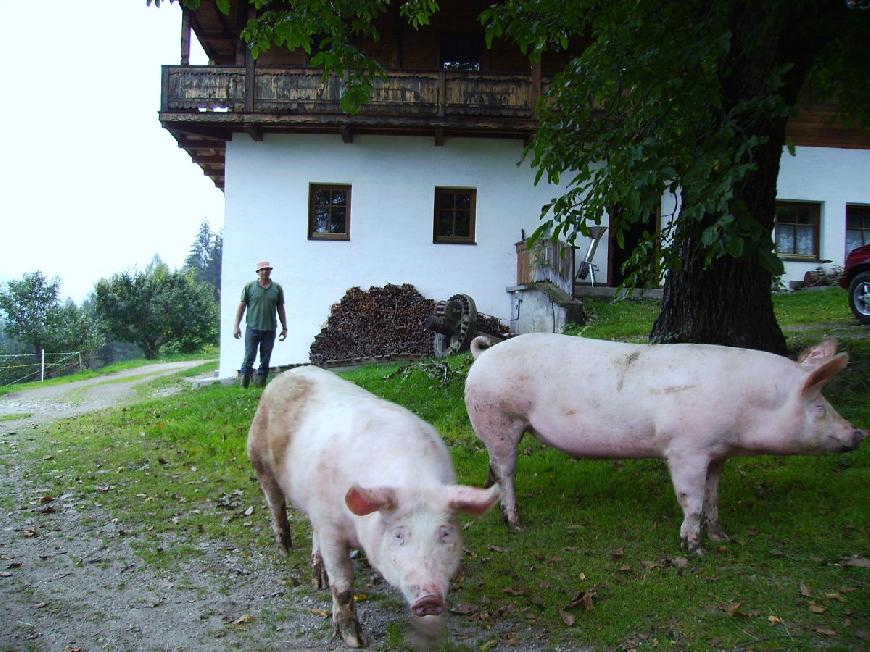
[440,32,481,72]
[846,204,870,254]
[309,184,350,240]
[775,201,820,259]
[434,188,476,244]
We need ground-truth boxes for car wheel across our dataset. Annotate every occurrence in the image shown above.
[847,271,870,325]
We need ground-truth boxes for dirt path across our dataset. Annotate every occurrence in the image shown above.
[0,365,549,652]
[0,360,212,435]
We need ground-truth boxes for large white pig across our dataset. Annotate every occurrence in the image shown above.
[247,365,499,648]
[464,334,865,553]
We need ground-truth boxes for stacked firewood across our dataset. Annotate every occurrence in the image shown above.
[309,284,436,365]
[476,312,513,339]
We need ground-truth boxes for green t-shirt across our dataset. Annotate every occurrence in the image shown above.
[241,281,284,331]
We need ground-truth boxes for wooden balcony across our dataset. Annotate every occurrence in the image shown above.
[159,66,541,189]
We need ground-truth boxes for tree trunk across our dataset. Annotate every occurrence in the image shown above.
[651,215,787,354]
[651,1,833,355]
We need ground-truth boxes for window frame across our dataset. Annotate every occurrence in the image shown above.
[433,187,477,245]
[308,183,351,241]
[774,200,821,261]
[846,204,870,255]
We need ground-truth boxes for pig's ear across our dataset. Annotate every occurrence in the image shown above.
[800,353,848,398]
[797,339,839,369]
[446,484,500,516]
[345,485,397,516]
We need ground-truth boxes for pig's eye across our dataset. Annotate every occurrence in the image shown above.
[438,525,454,543]
[392,527,408,545]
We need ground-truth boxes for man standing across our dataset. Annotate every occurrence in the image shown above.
[233,260,288,388]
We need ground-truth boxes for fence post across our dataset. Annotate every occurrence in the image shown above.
[41,348,45,382]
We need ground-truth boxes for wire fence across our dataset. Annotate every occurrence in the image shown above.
[0,351,83,387]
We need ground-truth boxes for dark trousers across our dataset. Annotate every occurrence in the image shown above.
[240,328,276,377]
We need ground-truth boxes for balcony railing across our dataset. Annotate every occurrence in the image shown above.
[160,66,536,121]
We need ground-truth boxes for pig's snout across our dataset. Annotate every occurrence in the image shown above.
[411,592,445,617]
[848,427,867,450]
[832,426,867,452]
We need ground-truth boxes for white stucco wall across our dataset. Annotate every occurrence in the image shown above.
[776,146,870,285]
[218,135,869,377]
[219,134,569,377]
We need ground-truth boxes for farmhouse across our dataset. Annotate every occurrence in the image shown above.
[158,1,870,377]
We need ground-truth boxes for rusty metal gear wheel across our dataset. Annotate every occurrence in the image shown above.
[431,293,477,357]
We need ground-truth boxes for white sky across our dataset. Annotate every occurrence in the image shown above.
[0,0,224,304]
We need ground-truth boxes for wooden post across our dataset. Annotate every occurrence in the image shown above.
[530,59,542,114]
[40,349,45,382]
[180,8,191,66]
[244,7,256,113]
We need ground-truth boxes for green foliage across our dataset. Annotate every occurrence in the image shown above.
[183,219,223,302]
[94,263,218,359]
[0,271,104,358]
[0,271,62,354]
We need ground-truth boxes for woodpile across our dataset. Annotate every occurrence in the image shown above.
[309,284,436,365]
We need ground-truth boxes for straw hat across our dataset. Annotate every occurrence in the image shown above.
[255,260,273,272]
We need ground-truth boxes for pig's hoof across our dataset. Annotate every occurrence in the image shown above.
[276,533,292,554]
[336,617,366,648]
[706,525,730,543]
[681,537,704,556]
[311,563,328,589]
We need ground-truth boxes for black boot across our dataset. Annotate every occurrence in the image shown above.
[254,374,267,388]
[239,372,252,388]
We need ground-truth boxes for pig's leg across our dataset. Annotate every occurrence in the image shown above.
[475,415,526,530]
[317,530,365,648]
[666,454,709,554]
[311,532,329,589]
[250,453,292,553]
[701,458,730,543]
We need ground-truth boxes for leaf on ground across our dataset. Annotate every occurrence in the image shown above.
[22,529,36,538]
[809,602,826,614]
[726,602,744,617]
[39,495,55,504]
[309,608,330,618]
[231,614,255,626]
[813,626,837,636]
[449,603,479,616]
[800,582,812,597]
[559,609,576,626]
[768,615,782,625]
[487,545,509,553]
[670,557,689,568]
[480,639,498,652]
[243,506,254,517]
[610,548,624,560]
[503,586,525,596]
[825,592,845,603]
[566,589,595,611]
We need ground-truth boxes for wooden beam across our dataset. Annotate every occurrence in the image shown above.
[244,123,263,141]
[434,127,445,146]
[180,9,191,66]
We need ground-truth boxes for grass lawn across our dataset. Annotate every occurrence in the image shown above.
[12,288,868,650]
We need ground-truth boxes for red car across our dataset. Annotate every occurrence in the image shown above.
[840,243,870,324]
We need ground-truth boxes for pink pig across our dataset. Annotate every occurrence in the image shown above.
[247,365,499,648]
[464,334,865,553]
